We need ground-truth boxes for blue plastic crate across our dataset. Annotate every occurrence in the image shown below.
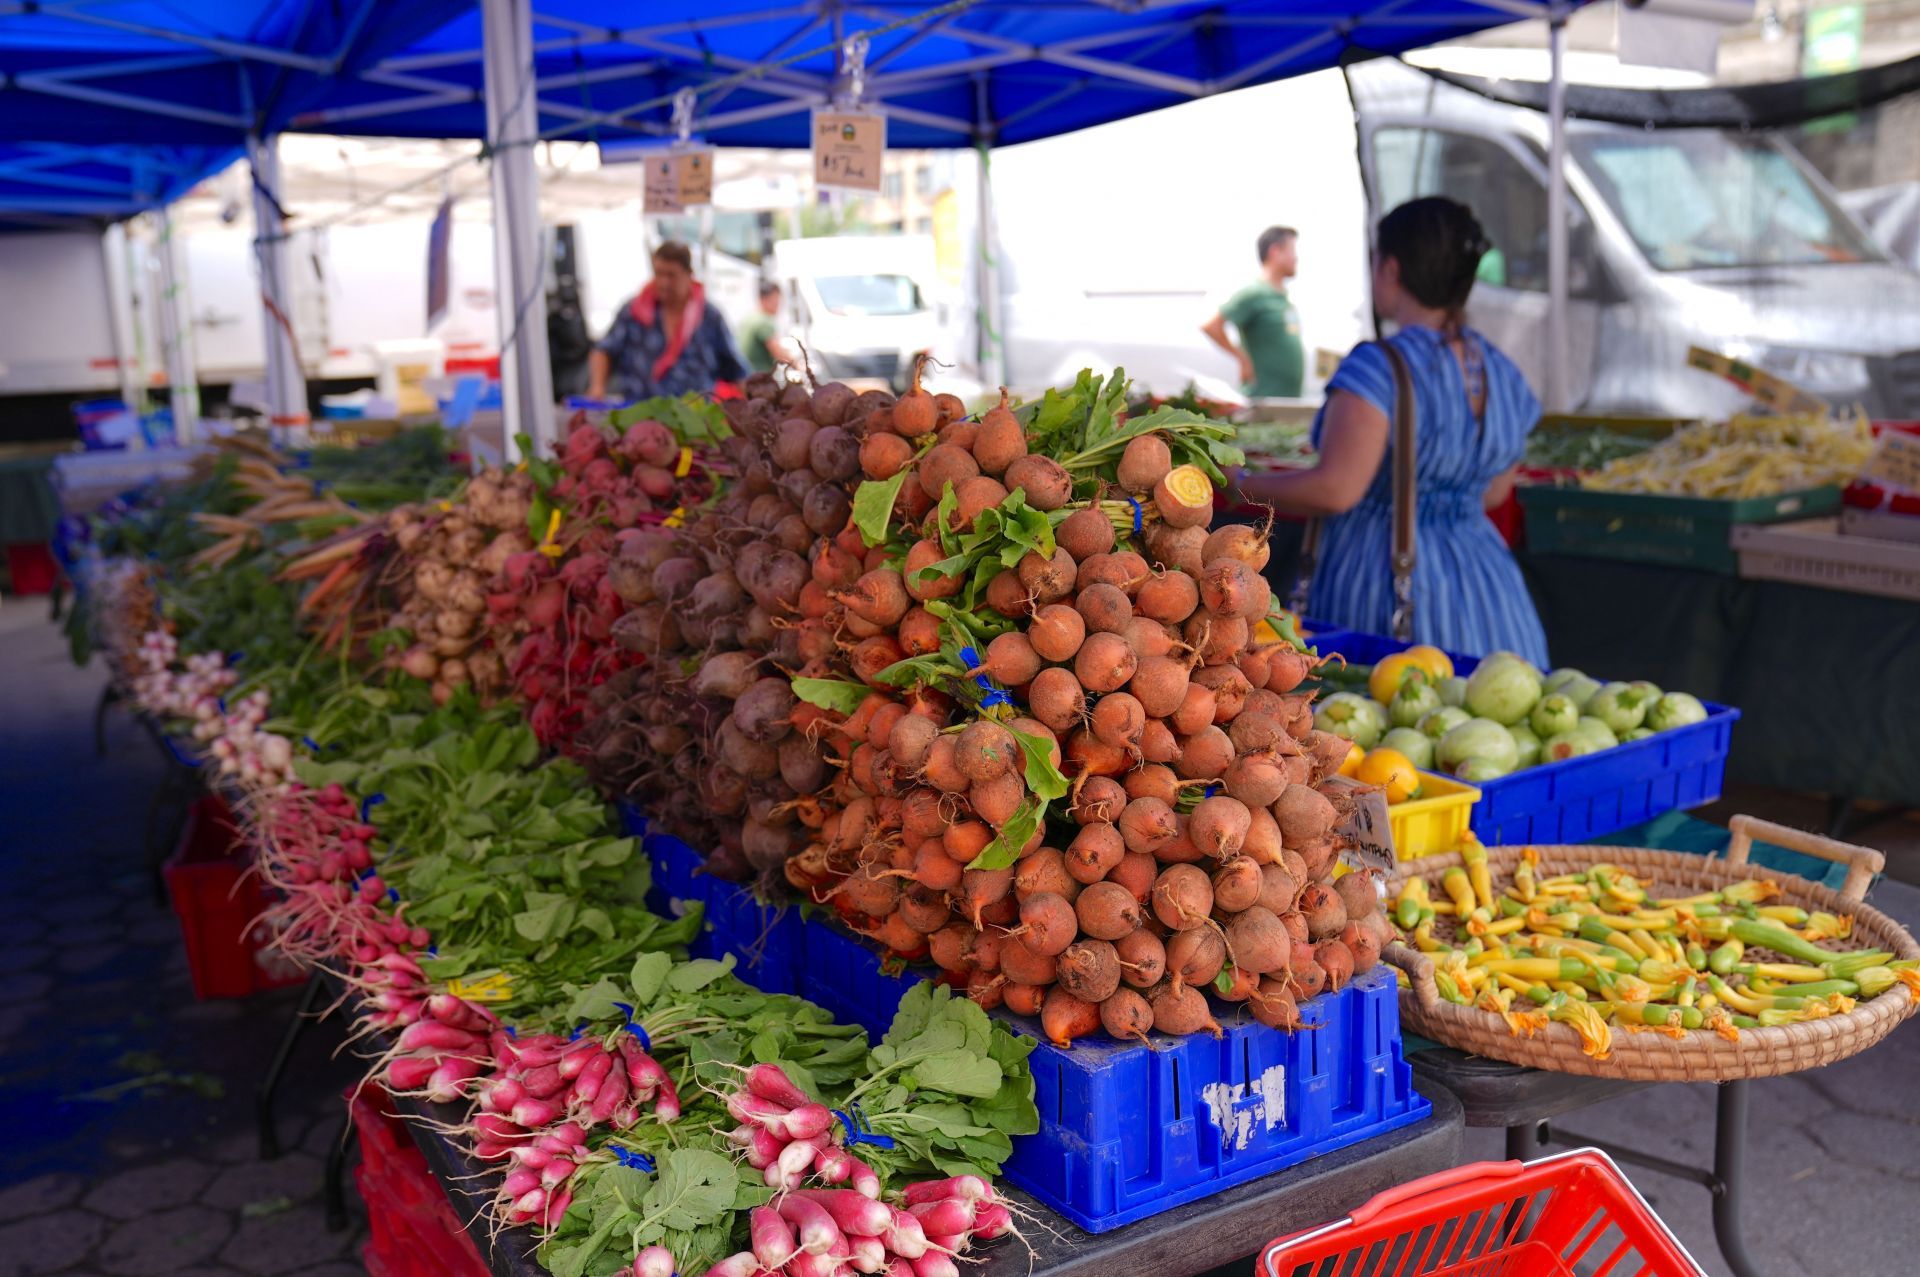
[787,909,1427,1233]
[1312,632,1741,846]
[620,803,805,995]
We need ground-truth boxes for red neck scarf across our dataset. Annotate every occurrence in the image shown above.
[630,280,706,384]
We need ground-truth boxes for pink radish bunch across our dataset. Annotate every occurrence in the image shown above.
[379,997,498,1104]
[251,783,426,976]
[697,1174,1017,1277]
[723,1064,878,1195]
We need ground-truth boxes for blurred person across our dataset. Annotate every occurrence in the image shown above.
[1237,197,1547,664]
[1203,226,1305,399]
[739,281,798,375]
[588,241,745,400]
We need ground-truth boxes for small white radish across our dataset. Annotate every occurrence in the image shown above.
[848,1236,888,1274]
[631,1245,675,1277]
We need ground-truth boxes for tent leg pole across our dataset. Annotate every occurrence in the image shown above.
[249,133,309,445]
[974,140,1005,392]
[483,0,555,462]
[156,205,199,444]
[1545,9,1569,415]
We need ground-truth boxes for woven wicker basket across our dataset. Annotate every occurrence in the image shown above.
[1383,816,1919,1081]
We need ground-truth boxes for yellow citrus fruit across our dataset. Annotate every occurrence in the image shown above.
[1404,644,1455,682]
[1368,652,1429,704]
[1337,740,1365,778]
[1356,747,1421,804]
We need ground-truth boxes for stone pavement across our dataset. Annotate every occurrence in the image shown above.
[0,604,367,1277]
[5,596,1919,1277]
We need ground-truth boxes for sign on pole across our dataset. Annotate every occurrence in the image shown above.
[643,148,714,214]
[812,111,886,192]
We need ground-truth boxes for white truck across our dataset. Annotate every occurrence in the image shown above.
[769,235,949,389]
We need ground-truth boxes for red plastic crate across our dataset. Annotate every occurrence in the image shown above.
[163,796,305,999]
[1261,1150,1704,1277]
[351,1085,491,1277]
[5,542,57,594]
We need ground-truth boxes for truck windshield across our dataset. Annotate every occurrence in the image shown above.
[815,274,922,316]
[1572,130,1880,270]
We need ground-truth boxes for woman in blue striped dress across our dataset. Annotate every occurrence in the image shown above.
[1240,197,1549,666]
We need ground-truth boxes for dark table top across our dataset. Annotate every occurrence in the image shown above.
[391,1082,1466,1277]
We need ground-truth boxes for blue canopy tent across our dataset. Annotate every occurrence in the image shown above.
[0,0,1583,445]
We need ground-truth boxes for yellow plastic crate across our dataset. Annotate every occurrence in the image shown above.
[1388,772,1481,860]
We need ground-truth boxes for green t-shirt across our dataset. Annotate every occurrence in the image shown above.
[740,314,779,374]
[1221,282,1304,398]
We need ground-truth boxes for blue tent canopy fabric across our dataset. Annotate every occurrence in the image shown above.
[0,0,1560,222]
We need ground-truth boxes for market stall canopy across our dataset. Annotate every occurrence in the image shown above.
[0,142,236,230]
[0,0,1571,152]
[288,0,1580,147]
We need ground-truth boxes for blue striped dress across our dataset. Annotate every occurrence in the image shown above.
[1306,326,1550,666]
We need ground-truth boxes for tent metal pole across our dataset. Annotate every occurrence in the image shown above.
[248,133,309,443]
[1545,8,1569,414]
[974,141,1005,391]
[101,222,144,416]
[483,0,556,461]
[155,205,200,444]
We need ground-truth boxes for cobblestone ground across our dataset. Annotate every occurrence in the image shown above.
[7,596,1920,1277]
[0,605,367,1277]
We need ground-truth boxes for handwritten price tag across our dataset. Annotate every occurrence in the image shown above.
[643,148,713,213]
[1864,429,1920,493]
[448,972,515,1004]
[813,111,886,192]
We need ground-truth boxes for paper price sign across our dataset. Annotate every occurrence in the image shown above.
[1863,429,1920,493]
[813,111,885,192]
[643,148,713,213]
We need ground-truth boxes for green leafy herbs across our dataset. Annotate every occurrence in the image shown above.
[844,983,1039,1182]
[608,395,732,446]
[791,677,873,715]
[852,470,910,547]
[1013,366,1246,489]
[966,796,1043,871]
[539,1149,768,1277]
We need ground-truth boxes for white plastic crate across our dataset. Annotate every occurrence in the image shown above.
[1732,517,1920,601]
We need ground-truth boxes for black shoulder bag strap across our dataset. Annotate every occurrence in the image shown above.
[1288,340,1419,640]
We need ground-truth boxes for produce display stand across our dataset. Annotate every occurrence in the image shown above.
[1518,549,1920,816]
[375,1077,1464,1277]
[1731,516,1920,602]
[1517,484,1841,574]
[1386,817,1917,1277]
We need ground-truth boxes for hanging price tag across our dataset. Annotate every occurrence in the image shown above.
[812,111,886,192]
[643,148,714,213]
[1862,429,1920,493]
[1685,345,1827,414]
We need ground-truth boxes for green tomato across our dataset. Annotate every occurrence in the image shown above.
[1455,756,1513,783]
[1389,678,1443,728]
[1542,729,1607,763]
[1574,716,1621,749]
[1628,679,1664,701]
[1464,654,1543,726]
[1646,691,1708,732]
[1314,692,1384,749]
[1585,682,1649,734]
[1507,722,1542,769]
[1620,727,1656,743]
[1380,726,1436,771]
[1417,705,1473,741]
[1543,667,1586,695]
[1529,693,1580,739]
[1437,717,1521,775]
[1436,675,1469,707]
[1554,672,1603,710]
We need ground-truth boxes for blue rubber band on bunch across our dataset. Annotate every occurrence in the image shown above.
[302,736,321,753]
[217,696,228,714]
[612,1146,655,1173]
[502,1024,516,1038]
[1203,784,1218,798]
[1127,496,1144,534]
[830,1101,896,1150]
[358,866,378,881]
[360,792,386,823]
[610,1002,651,1051]
[386,888,400,903]
[957,645,1013,709]
[569,1024,586,1041]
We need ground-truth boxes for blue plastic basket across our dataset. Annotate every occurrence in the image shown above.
[1312,633,1741,847]
[616,803,805,995]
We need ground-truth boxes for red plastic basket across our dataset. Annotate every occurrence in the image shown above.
[1261,1150,1704,1277]
[164,795,305,999]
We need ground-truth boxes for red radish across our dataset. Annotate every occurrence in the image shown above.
[750,1205,799,1270]
[793,1189,896,1237]
[633,1246,676,1277]
[776,1192,842,1254]
[885,1208,932,1258]
[698,1254,761,1277]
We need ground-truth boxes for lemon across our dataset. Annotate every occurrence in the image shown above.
[1368,652,1429,705]
[1356,747,1422,804]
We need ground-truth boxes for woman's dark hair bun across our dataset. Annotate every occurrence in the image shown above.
[1376,197,1488,314]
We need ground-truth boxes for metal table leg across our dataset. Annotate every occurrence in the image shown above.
[95,683,119,757]
[1712,1079,1760,1277]
[257,973,326,1160]
[1505,1122,1540,1161]
[324,1110,358,1232]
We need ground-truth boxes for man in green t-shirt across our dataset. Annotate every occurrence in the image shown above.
[1203,226,1305,398]
[738,282,796,375]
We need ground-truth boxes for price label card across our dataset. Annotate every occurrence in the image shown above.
[813,111,886,192]
[1685,345,1827,414]
[1324,776,1398,874]
[1863,429,1920,493]
[643,148,713,213]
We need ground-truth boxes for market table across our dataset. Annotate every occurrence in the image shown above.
[1517,551,1920,816]
[382,1082,1466,1277]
